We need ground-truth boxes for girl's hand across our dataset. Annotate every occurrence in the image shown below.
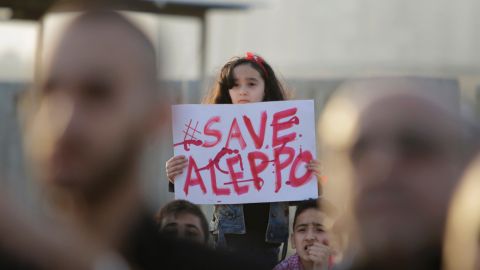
[166,155,188,183]
[307,242,330,270]
[306,159,323,181]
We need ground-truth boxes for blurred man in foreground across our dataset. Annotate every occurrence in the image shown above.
[444,152,480,270]
[320,78,477,270]
[1,9,265,270]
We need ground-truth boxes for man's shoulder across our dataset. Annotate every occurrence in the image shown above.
[0,250,36,270]
[146,234,269,270]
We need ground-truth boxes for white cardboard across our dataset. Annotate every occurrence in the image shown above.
[171,100,318,204]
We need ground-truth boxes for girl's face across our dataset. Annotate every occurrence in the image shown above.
[228,63,265,104]
[291,209,330,262]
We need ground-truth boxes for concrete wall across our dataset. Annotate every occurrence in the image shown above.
[0,83,37,210]
[208,0,480,78]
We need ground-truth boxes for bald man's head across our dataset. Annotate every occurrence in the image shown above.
[41,10,159,98]
[346,80,468,263]
[26,11,165,201]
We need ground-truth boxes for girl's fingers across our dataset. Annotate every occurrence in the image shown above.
[307,251,329,264]
[170,155,186,161]
[307,254,324,265]
[166,155,187,183]
[308,160,322,169]
[166,159,188,170]
[168,163,188,172]
[304,163,325,182]
[167,167,185,176]
[169,159,187,167]
[168,169,184,177]
[306,165,321,171]
[168,171,183,183]
[169,172,179,179]
[167,155,186,163]
[308,159,321,165]
[306,165,321,173]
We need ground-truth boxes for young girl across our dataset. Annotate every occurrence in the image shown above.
[273,199,335,270]
[166,52,321,268]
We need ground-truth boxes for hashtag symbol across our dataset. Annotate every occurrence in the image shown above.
[183,119,201,141]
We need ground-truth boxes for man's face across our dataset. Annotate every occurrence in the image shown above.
[26,21,157,197]
[292,209,329,262]
[350,95,461,255]
[160,213,206,244]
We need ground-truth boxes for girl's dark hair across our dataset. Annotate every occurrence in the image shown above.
[204,54,287,104]
[293,199,337,228]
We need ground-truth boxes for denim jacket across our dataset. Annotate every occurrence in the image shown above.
[211,202,289,248]
[169,183,290,247]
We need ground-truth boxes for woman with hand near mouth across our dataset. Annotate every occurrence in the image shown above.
[166,53,322,268]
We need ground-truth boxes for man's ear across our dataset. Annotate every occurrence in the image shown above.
[290,233,296,249]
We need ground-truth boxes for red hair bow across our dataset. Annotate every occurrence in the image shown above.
[245,52,268,77]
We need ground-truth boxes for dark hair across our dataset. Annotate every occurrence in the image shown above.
[293,199,337,228]
[204,54,287,104]
[155,200,209,243]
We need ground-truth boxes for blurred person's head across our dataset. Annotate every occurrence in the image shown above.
[291,199,336,266]
[24,10,165,204]
[204,52,287,104]
[351,86,465,259]
[319,77,475,268]
[330,214,349,264]
[444,152,480,270]
[155,200,209,244]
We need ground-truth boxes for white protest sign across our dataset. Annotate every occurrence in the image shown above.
[171,100,318,204]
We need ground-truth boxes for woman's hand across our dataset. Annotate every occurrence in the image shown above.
[166,155,188,183]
